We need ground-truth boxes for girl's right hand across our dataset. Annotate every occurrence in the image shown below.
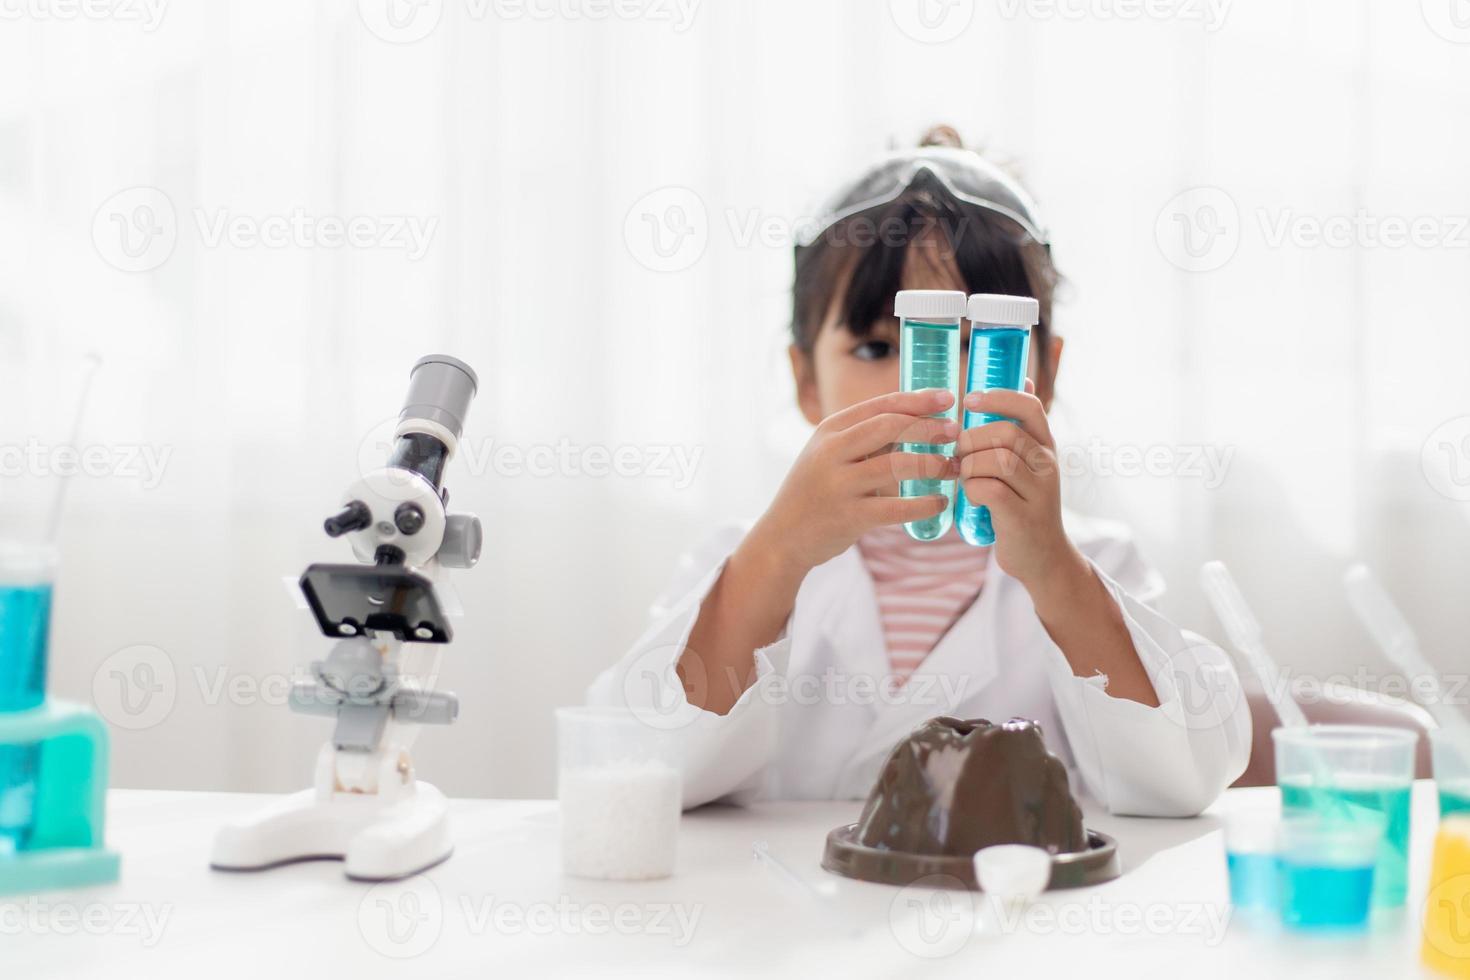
[745,388,959,575]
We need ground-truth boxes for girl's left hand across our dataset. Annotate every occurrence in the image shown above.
[954,379,1082,592]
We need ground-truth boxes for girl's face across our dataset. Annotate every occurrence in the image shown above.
[790,241,1061,426]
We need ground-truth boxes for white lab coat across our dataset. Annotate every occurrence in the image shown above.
[588,512,1251,818]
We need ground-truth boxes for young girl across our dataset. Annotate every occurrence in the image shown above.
[590,128,1250,817]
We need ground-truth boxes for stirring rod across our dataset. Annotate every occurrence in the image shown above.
[751,840,856,936]
[45,352,103,545]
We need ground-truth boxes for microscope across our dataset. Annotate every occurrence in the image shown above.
[211,355,481,881]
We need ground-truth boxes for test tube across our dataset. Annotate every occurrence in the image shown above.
[895,290,966,542]
[956,294,1038,548]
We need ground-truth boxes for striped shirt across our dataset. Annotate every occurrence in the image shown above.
[855,524,990,685]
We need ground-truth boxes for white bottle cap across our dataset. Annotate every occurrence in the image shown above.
[894,289,966,320]
[968,293,1040,328]
[974,844,1051,903]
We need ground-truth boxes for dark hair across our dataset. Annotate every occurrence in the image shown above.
[791,127,1060,399]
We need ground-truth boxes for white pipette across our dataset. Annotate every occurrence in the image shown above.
[1343,563,1470,750]
[1200,560,1308,729]
[1203,561,1357,819]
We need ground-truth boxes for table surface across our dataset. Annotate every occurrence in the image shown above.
[3,782,1451,979]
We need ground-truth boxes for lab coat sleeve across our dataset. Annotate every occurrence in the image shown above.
[1040,532,1252,818]
[585,525,789,810]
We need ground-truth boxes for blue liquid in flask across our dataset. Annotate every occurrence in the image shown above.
[899,318,960,541]
[956,327,1031,547]
[0,583,51,854]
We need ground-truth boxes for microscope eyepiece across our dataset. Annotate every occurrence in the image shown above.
[400,354,478,443]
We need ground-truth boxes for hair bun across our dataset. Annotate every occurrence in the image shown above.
[918,125,964,149]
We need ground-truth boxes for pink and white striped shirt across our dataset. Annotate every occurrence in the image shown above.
[855,524,991,685]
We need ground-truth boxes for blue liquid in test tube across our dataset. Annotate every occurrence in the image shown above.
[0,556,53,855]
[956,294,1037,547]
[896,290,966,542]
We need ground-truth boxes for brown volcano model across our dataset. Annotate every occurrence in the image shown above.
[853,716,1086,857]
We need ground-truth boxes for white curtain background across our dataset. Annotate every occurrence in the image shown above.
[2,0,1468,798]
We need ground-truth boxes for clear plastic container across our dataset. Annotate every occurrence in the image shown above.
[1273,724,1417,908]
[0,543,56,855]
[1431,728,1470,820]
[1277,814,1382,931]
[556,706,682,880]
[956,294,1038,547]
[895,290,965,542]
[1223,808,1280,913]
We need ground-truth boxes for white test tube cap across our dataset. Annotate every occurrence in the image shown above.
[894,289,967,320]
[968,293,1040,328]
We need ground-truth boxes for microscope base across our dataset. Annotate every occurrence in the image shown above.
[210,780,452,881]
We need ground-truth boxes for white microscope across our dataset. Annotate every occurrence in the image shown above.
[211,355,482,881]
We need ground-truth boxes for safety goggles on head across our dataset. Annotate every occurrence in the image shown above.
[795,146,1049,251]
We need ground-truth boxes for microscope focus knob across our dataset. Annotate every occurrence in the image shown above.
[394,502,425,535]
[324,500,372,537]
[439,514,482,569]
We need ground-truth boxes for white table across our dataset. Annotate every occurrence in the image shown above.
[5,783,1448,979]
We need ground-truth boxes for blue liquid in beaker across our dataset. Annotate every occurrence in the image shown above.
[1280,779,1411,908]
[956,327,1030,547]
[1278,859,1375,931]
[1227,850,1279,911]
[899,318,960,541]
[0,583,51,854]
